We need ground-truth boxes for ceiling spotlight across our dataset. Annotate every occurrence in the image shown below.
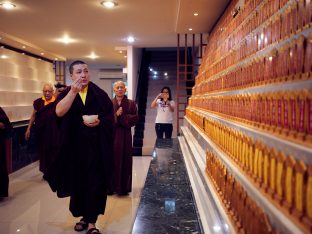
[101,1,118,8]
[57,35,76,44]
[87,52,99,59]
[193,13,199,16]
[188,28,193,31]
[127,36,135,43]
[0,2,16,9]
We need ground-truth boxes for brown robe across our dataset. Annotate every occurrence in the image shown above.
[112,96,138,194]
[33,98,58,174]
[0,107,12,197]
[45,82,114,223]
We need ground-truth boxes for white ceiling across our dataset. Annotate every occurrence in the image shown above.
[0,0,229,67]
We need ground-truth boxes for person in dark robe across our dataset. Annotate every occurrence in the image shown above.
[111,81,138,195]
[44,60,114,234]
[54,82,67,98]
[0,107,12,199]
[25,83,58,175]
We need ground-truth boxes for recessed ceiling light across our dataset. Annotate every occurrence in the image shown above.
[188,28,193,31]
[40,52,44,55]
[101,1,118,8]
[127,36,135,43]
[22,45,26,49]
[194,13,198,16]
[0,55,8,59]
[87,52,99,59]
[0,2,16,9]
[57,35,76,44]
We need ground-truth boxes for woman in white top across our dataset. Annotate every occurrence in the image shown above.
[151,86,175,139]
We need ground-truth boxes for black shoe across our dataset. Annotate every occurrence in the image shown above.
[86,227,101,234]
[74,218,88,232]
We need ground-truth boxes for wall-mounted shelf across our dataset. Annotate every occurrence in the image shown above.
[181,118,306,234]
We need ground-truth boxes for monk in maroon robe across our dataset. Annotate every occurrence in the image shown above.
[45,61,114,234]
[25,83,58,175]
[0,107,12,198]
[112,81,138,195]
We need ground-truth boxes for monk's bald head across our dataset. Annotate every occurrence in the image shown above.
[113,81,126,98]
[42,83,54,100]
[114,81,125,88]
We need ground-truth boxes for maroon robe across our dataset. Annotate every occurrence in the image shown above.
[33,98,58,174]
[0,107,12,197]
[45,82,114,222]
[112,96,138,194]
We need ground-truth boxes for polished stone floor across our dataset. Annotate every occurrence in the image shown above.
[132,139,203,234]
[1,139,202,234]
[0,157,151,234]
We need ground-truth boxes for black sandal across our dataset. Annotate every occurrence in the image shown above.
[74,219,88,232]
[86,227,101,234]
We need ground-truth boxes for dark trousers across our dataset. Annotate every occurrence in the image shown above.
[155,123,173,139]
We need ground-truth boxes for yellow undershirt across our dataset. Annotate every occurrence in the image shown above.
[79,86,88,105]
[42,96,55,106]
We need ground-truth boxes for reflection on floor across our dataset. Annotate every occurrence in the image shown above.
[132,139,203,234]
[0,157,151,234]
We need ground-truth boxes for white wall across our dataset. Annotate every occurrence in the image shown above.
[0,48,55,122]
[127,46,142,100]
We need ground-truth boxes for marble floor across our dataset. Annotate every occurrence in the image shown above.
[132,139,203,234]
[0,157,151,234]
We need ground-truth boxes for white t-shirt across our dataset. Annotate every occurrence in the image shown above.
[155,99,175,123]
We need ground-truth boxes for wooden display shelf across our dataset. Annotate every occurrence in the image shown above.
[181,118,308,233]
[178,136,236,234]
[188,107,312,164]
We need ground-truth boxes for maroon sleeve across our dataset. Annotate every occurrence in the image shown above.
[118,100,139,128]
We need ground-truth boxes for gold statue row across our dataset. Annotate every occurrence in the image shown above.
[206,150,273,234]
[199,0,311,78]
[186,109,312,232]
[187,0,312,233]
[193,33,311,95]
[188,90,312,146]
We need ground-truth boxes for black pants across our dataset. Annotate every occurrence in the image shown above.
[155,123,173,139]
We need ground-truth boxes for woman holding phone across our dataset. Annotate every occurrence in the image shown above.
[151,86,175,139]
